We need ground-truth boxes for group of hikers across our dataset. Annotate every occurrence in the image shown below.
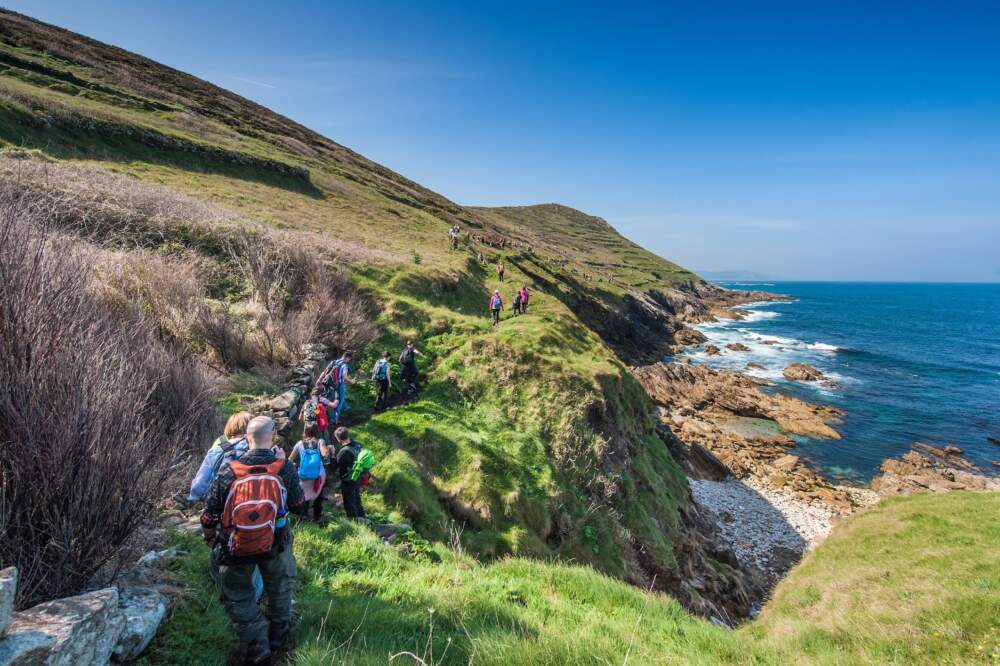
[186,344,427,664]
[488,284,530,326]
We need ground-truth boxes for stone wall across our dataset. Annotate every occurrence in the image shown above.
[250,343,330,447]
[0,564,169,665]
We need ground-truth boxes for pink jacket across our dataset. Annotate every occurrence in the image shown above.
[489,294,504,310]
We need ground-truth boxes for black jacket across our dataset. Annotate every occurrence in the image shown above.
[336,441,361,484]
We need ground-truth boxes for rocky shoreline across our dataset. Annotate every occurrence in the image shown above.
[643,285,998,596]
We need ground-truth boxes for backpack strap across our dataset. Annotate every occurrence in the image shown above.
[211,438,240,477]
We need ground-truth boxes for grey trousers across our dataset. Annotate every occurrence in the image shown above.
[218,547,297,645]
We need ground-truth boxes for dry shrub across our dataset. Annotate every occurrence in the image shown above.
[0,192,218,609]
[93,249,208,343]
[226,230,378,364]
[0,155,238,247]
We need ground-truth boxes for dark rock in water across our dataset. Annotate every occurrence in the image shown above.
[783,363,825,382]
[942,445,962,455]
[988,436,1000,446]
[747,362,766,371]
[726,342,750,352]
[704,345,721,356]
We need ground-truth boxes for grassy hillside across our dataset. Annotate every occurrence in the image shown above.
[0,6,736,613]
[1,9,997,666]
[142,491,999,665]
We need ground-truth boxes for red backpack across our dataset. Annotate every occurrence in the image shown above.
[220,459,288,558]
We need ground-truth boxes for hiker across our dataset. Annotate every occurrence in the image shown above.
[334,426,366,520]
[477,251,484,263]
[449,225,460,250]
[398,340,423,394]
[496,260,505,282]
[187,411,252,502]
[201,416,306,665]
[489,289,504,326]
[519,285,530,313]
[300,387,336,447]
[512,289,522,315]
[288,423,329,521]
[371,351,392,410]
[319,351,354,417]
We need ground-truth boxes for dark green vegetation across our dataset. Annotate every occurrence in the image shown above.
[1,8,996,664]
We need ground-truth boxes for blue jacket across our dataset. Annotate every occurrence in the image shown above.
[187,436,248,501]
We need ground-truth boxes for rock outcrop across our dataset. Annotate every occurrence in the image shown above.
[870,443,1000,496]
[746,362,766,371]
[3,587,122,666]
[636,363,861,515]
[704,345,721,356]
[782,363,825,382]
[725,342,750,352]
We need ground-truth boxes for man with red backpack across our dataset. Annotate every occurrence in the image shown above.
[201,416,306,665]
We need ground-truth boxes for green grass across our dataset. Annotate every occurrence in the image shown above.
[751,491,1000,664]
[146,492,1000,665]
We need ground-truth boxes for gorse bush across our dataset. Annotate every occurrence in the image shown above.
[0,192,218,609]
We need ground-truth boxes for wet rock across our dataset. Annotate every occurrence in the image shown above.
[704,345,721,356]
[726,342,750,352]
[746,362,766,371]
[636,362,859,514]
[783,363,825,382]
[4,588,122,666]
[112,588,168,661]
[989,436,1000,446]
[0,568,15,639]
[942,445,962,455]
[870,443,1000,497]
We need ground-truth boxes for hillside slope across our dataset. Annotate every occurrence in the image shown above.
[0,6,750,618]
[1,9,995,666]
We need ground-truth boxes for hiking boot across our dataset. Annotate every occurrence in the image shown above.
[240,638,271,665]
[268,621,291,652]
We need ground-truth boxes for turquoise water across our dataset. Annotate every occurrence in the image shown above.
[680,282,1000,483]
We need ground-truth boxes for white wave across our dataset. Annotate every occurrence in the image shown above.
[742,309,781,322]
[807,342,838,352]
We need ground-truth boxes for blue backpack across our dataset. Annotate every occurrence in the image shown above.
[298,442,323,481]
[372,359,389,381]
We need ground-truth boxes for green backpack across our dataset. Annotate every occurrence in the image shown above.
[351,448,376,483]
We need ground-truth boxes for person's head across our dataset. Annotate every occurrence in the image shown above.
[334,426,350,443]
[310,387,321,398]
[494,290,500,295]
[405,340,413,348]
[303,423,320,440]
[341,350,354,361]
[382,350,390,359]
[224,411,252,440]
[246,416,276,449]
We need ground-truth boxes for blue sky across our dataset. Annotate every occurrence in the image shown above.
[9,1,1000,280]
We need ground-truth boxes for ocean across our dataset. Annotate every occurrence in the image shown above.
[678,282,1000,483]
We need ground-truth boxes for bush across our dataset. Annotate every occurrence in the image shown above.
[226,231,378,364]
[0,192,218,608]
